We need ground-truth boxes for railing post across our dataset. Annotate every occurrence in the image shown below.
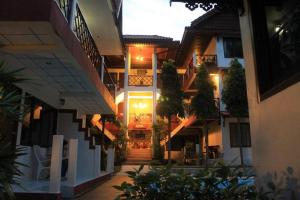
[16,90,25,145]
[106,148,115,173]
[49,135,64,193]
[68,0,77,30]
[94,145,101,177]
[67,139,78,186]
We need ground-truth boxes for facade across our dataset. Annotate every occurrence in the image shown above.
[171,0,300,198]
[166,9,252,165]
[111,35,180,162]
[0,0,122,198]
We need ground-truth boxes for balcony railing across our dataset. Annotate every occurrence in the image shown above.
[128,75,153,86]
[58,0,70,18]
[198,55,218,66]
[56,0,116,99]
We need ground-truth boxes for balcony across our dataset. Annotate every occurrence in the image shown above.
[128,75,153,87]
[0,0,117,114]
[183,54,217,91]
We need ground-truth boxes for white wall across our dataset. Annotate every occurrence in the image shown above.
[216,36,244,68]
[57,113,99,182]
[240,0,300,197]
[221,117,252,165]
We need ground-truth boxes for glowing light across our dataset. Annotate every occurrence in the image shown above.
[275,26,280,32]
[116,92,124,104]
[133,102,147,109]
[135,56,144,61]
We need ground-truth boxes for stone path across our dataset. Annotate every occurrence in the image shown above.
[76,165,148,200]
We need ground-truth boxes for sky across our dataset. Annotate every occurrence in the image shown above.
[123,0,205,41]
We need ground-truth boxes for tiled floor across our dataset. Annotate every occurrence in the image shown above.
[75,174,131,200]
[76,165,147,200]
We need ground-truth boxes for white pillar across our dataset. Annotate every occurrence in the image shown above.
[16,90,25,145]
[94,145,101,176]
[152,49,158,123]
[123,51,131,129]
[106,148,115,173]
[49,135,64,193]
[192,51,197,67]
[68,0,78,30]
[67,139,78,186]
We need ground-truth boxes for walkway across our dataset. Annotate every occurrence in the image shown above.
[76,165,149,200]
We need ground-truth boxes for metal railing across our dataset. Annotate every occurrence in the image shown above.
[103,62,116,99]
[58,0,70,18]
[128,75,153,86]
[56,1,116,100]
[198,54,218,66]
[74,5,102,69]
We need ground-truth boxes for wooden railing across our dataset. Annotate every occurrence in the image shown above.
[198,54,218,66]
[128,75,153,86]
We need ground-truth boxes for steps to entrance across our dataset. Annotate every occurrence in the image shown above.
[125,148,152,165]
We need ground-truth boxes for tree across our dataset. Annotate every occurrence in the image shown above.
[222,58,248,167]
[156,59,184,164]
[0,62,26,199]
[191,63,217,167]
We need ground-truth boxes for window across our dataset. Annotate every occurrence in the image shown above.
[229,123,251,147]
[223,38,243,58]
[250,0,300,99]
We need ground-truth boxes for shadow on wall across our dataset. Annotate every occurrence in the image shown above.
[257,167,300,199]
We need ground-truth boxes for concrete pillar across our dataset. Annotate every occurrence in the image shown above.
[152,49,158,158]
[67,139,78,186]
[68,0,78,30]
[49,135,64,193]
[94,145,101,176]
[106,148,115,173]
[123,51,131,129]
[16,90,25,145]
[193,51,197,67]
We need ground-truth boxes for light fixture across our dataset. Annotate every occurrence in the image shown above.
[136,56,144,61]
[133,102,147,109]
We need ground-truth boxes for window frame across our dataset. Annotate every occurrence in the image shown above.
[223,37,244,59]
[229,122,251,148]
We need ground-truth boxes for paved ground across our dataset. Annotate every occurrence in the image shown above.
[76,165,147,200]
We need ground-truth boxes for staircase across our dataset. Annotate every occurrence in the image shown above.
[125,148,152,165]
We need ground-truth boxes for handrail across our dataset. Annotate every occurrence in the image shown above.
[128,75,153,86]
[57,0,70,18]
[103,61,116,99]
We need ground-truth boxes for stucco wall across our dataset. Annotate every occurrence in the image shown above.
[240,0,300,197]
[57,113,99,182]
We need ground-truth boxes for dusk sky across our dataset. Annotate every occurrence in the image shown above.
[123,0,205,41]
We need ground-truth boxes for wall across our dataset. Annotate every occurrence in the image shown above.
[57,112,99,183]
[240,0,300,197]
[216,36,244,68]
[221,117,252,165]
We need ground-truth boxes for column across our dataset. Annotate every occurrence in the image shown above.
[16,90,25,145]
[68,0,78,30]
[67,139,78,186]
[152,49,158,158]
[123,50,131,130]
[49,135,64,193]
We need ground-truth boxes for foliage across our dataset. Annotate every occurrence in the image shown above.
[156,59,184,163]
[190,63,217,166]
[156,59,184,119]
[222,59,248,166]
[152,119,168,160]
[114,163,283,200]
[0,62,27,199]
[190,63,217,121]
[222,59,248,117]
[113,122,128,165]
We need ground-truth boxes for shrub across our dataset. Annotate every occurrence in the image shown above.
[114,163,282,200]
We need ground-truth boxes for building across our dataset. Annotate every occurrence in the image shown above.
[111,35,180,162]
[165,9,252,165]
[171,0,300,198]
[0,0,123,198]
